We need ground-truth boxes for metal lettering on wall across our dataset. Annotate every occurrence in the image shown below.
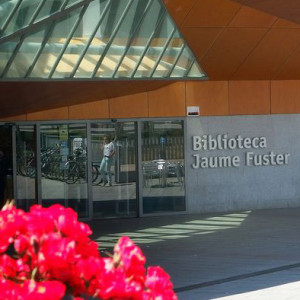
[192,134,290,169]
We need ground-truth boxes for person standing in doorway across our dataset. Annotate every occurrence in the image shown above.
[99,135,115,186]
[0,150,8,207]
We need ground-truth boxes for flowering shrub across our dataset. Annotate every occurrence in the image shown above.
[0,203,177,299]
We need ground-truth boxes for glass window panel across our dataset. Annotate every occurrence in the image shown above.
[94,1,139,78]
[142,120,185,214]
[0,125,13,207]
[4,0,41,36]
[134,17,175,78]
[91,122,137,219]
[114,0,161,78]
[0,38,20,77]
[152,32,183,78]
[53,1,101,78]
[74,3,110,78]
[29,9,80,78]
[66,0,85,8]
[40,124,88,218]
[35,0,65,23]
[170,46,194,78]
[0,0,206,80]
[16,125,36,211]
[131,0,162,42]
[5,29,47,78]
[0,0,21,32]
[93,0,132,78]
[188,61,206,78]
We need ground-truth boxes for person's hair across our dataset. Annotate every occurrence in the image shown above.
[104,135,111,142]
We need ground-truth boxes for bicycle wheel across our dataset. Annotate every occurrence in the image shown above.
[92,165,99,183]
[64,161,80,184]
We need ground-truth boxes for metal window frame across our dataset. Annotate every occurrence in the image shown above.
[130,7,166,78]
[111,0,154,78]
[91,0,135,78]
[48,3,89,78]
[69,0,112,77]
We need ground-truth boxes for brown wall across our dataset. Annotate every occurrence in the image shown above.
[2,80,300,121]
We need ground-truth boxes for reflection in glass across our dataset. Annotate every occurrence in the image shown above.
[16,125,36,211]
[6,29,46,78]
[29,9,81,78]
[35,0,65,23]
[0,126,13,206]
[4,0,41,36]
[0,0,206,80]
[91,122,137,219]
[142,120,185,214]
[40,124,88,218]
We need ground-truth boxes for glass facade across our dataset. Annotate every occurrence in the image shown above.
[0,119,186,219]
[141,121,185,214]
[91,122,137,218]
[0,0,206,80]
[40,123,89,218]
[16,125,36,210]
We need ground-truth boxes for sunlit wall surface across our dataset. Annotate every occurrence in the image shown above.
[0,0,206,80]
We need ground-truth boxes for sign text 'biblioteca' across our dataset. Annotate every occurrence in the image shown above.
[192,134,290,169]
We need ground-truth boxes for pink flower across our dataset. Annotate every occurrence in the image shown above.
[97,257,144,300]
[76,256,104,282]
[37,233,78,281]
[0,255,17,279]
[0,204,177,299]
[143,266,177,300]
[113,236,146,283]
[0,204,26,253]
[22,280,66,299]
[0,278,22,299]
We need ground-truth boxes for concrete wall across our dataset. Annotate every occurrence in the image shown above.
[186,114,300,213]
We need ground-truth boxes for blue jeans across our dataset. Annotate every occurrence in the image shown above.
[99,157,113,183]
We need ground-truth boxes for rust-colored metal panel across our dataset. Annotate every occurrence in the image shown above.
[109,93,148,119]
[0,115,27,121]
[272,18,300,29]
[148,82,186,117]
[166,0,300,80]
[229,81,271,115]
[27,107,69,121]
[273,48,300,80]
[163,0,198,26]
[232,28,300,80]
[0,81,172,118]
[180,28,222,61]
[201,28,267,80]
[229,5,277,27]
[271,80,300,113]
[186,81,229,116]
[182,0,241,27]
[69,100,109,120]
[231,0,300,25]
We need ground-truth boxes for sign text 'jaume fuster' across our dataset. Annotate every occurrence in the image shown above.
[192,134,290,169]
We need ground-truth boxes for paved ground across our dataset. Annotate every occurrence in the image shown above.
[88,207,300,299]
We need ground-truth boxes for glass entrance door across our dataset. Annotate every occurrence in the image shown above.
[141,120,185,214]
[40,124,89,218]
[91,121,137,218]
[15,125,36,211]
[0,124,13,208]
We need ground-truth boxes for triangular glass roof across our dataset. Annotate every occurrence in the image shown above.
[0,0,207,80]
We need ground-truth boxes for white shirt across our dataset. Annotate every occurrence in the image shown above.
[103,142,114,157]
